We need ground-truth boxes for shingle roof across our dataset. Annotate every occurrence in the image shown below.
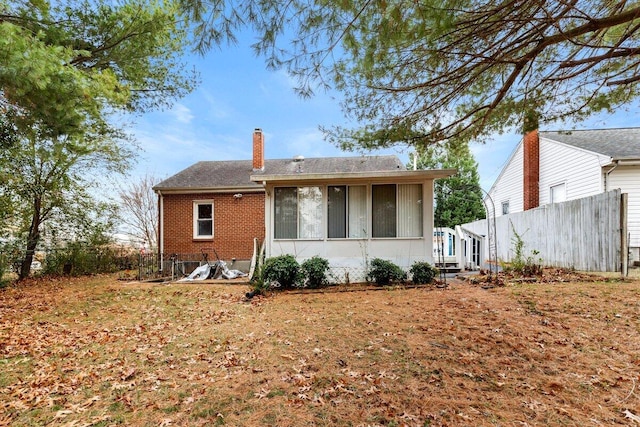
[154,155,405,191]
[540,128,640,160]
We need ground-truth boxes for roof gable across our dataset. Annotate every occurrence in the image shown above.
[154,155,405,192]
[540,128,640,160]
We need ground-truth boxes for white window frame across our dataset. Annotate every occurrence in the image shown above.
[371,183,423,238]
[501,201,510,215]
[273,186,323,240]
[327,185,368,239]
[193,200,214,239]
[550,182,567,204]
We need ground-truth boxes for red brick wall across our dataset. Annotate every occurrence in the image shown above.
[523,130,539,210]
[161,192,265,260]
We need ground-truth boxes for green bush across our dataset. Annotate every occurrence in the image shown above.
[43,243,124,276]
[367,258,406,286]
[301,256,330,288]
[262,255,301,289]
[504,224,543,277]
[409,261,438,284]
[0,251,10,287]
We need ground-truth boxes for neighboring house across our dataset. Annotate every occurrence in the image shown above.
[487,128,640,264]
[154,129,455,280]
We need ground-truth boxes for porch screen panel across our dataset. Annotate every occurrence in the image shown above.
[372,184,396,237]
[274,187,297,239]
[398,184,423,237]
[298,186,323,239]
[348,185,367,238]
[328,186,346,238]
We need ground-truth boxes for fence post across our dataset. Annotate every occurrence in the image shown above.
[621,193,629,277]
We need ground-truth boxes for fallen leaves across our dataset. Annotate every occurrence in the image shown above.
[2,275,640,426]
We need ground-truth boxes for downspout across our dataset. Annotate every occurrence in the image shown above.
[157,190,164,261]
[604,159,619,192]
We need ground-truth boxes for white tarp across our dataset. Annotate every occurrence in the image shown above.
[178,263,211,282]
[177,261,248,282]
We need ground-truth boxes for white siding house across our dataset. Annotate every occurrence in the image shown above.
[486,128,640,265]
[489,143,524,216]
[537,137,609,204]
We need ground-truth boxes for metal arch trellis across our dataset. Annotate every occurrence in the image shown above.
[479,189,498,279]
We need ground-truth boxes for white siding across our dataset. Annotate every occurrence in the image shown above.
[608,165,640,249]
[265,180,436,282]
[538,137,609,205]
[488,142,524,216]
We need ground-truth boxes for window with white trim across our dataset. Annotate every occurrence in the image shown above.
[193,201,213,239]
[274,186,323,239]
[550,183,566,203]
[372,184,423,238]
[327,185,367,238]
[501,201,510,215]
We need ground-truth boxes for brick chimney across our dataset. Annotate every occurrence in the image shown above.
[523,129,539,210]
[252,128,264,171]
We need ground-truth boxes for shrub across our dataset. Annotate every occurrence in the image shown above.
[505,224,543,277]
[44,242,123,276]
[0,251,10,288]
[248,263,268,296]
[301,256,330,289]
[367,258,406,286]
[410,261,438,284]
[262,255,301,289]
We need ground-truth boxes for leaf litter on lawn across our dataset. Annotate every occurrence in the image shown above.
[1,273,640,426]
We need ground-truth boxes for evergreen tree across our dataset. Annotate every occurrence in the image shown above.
[0,0,197,279]
[181,0,640,148]
[413,141,486,229]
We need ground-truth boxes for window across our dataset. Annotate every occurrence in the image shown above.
[327,185,367,238]
[372,184,423,238]
[550,183,566,203]
[193,201,213,238]
[501,201,510,215]
[398,183,423,237]
[274,186,323,239]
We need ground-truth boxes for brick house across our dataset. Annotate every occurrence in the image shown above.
[154,129,454,278]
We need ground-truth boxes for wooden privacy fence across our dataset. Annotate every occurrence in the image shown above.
[463,190,628,272]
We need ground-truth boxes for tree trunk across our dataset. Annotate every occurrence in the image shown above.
[19,198,42,281]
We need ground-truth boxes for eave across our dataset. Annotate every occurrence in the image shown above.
[250,169,457,185]
[153,186,265,195]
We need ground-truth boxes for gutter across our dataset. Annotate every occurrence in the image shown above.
[157,189,164,258]
[151,186,266,195]
[604,160,619,192]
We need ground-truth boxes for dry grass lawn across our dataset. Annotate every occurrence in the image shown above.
[2,274,640,426]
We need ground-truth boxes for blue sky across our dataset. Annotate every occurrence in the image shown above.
[128,37,640,192]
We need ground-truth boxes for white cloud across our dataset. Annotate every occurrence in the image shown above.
[171,103,194,124]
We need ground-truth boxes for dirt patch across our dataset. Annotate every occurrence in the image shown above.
[2,274,640,426]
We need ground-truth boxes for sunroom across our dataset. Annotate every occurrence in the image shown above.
[251,168,455,282]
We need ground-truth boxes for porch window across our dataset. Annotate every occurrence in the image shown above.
[193,201,213,239]
[327,185,367,238]
[274,186,323,239]
[372,184,423,238]
[398,184,423,237]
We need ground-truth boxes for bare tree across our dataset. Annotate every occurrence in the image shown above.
[118,174,159,249]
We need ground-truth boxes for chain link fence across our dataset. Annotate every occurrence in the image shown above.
[0,244,140,281]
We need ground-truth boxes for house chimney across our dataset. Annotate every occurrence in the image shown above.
[253,128,264,171]
[523,129,539,210]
